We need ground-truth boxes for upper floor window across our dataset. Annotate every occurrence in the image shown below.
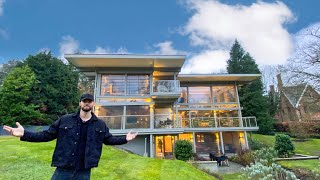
[213,85,236,103]
[101,75,125,96]
[127,75,149,95]
[100,74,149,96]
[177,87,188,103]
[188,87,211,104]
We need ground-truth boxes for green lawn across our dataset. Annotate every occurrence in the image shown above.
[251,133,320,176]
[220,173,243,180]
[278,160,320,174]
[252,134,320,156]
[0,136,215,180]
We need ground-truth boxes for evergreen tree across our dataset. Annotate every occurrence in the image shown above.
[0,60,22,86]
[22,52,80,124]
[227,40,274,134]
[0,66,43,126]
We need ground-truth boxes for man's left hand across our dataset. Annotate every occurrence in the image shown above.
[126,130,138,141]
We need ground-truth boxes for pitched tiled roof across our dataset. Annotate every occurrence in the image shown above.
[282,83,308,108]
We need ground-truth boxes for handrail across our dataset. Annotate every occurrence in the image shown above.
[98,115,257,129]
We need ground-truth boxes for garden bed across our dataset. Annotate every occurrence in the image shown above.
[274,154,319,161]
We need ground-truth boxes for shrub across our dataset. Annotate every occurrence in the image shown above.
[273,122,289,132]
[288,121,320,140]
[230,149,254,166]
[241,162,298,180]
[289,121,310,141]
[173,140,193,161]
[274,134,295,157]
[248,138,268,150]
[253,148,277,166]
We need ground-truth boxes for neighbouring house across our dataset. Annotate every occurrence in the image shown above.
[276,74,320,122]
[65,54,260,158]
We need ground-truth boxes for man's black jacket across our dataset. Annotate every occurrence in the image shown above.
[20,112,128,169]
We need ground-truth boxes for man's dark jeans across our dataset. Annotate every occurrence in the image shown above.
[51,168,91,180]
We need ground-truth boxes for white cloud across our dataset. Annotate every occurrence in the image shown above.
[0,0,5,16]
[0,1,8,40]
[181,50,229,74]
[115,47,128,54]
[154,41,187,55]
[59,35,129,61]
[38,47,51,53]
[0,28,8,39]
[59,35,80,58]
[82,46,111,54]
[181,0,295,73]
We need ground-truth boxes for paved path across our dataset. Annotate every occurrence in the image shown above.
[197,161,244,174]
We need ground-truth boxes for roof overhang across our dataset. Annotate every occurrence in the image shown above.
[65,54,186,70]
[177,74,261,83]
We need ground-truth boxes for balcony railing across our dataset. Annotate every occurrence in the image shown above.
[99,115,257,129]
[100,115,150,130]
[154,114,177,129]
[99,116,122,129]
[180,116,257,128]
[152,80,180,94]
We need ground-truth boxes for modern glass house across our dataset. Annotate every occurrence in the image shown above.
[65,54,259,159]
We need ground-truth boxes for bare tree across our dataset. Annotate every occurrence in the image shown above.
[283,26,320,90]
[259,64,281,93]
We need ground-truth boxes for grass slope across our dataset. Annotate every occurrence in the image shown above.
[252,134,320,156]
[278,160,320,174]
[0,136,215,180]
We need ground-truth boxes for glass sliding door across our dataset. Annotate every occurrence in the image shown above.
[155,135,178,159]
[125,106,150,129]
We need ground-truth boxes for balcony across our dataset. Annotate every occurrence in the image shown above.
[100,115,150,130]
[151,80,180,101]
[100,115,258,130]
[179,116,257,129]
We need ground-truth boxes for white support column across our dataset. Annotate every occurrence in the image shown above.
[122,106,126,130]
[94,73,98,100]
[150,74,153,94]
[175,105,179,127]
[214,111,217,128]
[235,82,243,127]
[244,131,249,149]
[173,72,177,92]
[150,134,154,158]
[192,132,197,153]
[219,131,225,154]
[216,133,220,153]
[150,105,154,129]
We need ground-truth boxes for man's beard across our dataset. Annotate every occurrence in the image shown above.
[81,106,92,112]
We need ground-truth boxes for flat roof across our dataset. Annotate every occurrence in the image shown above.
[177,74,261,82]
[65,54,186,69]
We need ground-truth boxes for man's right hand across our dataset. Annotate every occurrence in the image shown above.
[3,122,24,137]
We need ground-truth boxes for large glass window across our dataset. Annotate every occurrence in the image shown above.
[216,110,240,127]
[126,106,150,128]
[177,87,188,103]
[101,75,125,96]
[97,106,123,129]
[100,74,149,96]
[213,85,236,103]
[188,87,211,104]
[127,75,149,95]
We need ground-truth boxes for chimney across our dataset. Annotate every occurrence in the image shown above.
[269,85,275,102]
[276,74,283,92]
